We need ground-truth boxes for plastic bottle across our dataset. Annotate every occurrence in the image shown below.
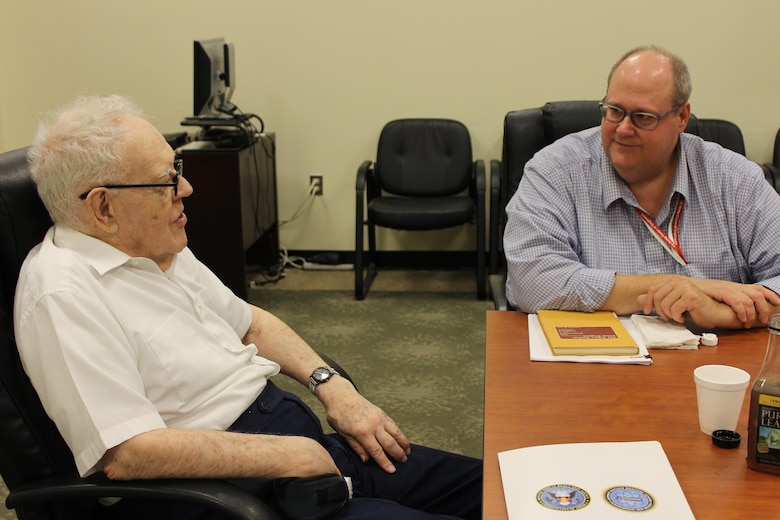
[747,314,780,474]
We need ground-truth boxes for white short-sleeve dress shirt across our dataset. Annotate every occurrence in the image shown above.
[14,225,280,476]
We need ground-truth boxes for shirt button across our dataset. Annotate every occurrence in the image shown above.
[259,402,269,412]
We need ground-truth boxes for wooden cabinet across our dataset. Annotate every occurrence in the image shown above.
[178,134,278,299]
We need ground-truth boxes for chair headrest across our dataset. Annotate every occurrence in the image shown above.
[542,101,602,142]
[0,147,53,312]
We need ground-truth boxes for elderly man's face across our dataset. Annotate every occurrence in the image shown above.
[600,51,689,187]
[107,116,193,270]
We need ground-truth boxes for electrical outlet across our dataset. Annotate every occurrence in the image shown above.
[309,174,323,196]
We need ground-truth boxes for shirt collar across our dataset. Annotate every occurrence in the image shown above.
[51,224,175,276]
[601,138,691,216]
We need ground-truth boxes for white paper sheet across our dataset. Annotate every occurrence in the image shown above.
[498,441,695,519]
[528,314,653,365]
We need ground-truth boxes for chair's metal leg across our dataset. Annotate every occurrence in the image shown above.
[476,210,487,300]
[475,160,488,300]
[360,264,376,301]
[358,222,377,300]
[355,183,370,300]
[355,220,365,299]
[355,219,376,301]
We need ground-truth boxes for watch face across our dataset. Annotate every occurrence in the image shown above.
[309,367,338,393]
[314,368,331,382]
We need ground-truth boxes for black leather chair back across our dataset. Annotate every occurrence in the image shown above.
[0,147,54,313]
[762,128,780,193]
[0,147,97,518]
[691,118,746,156]
[774,128,780,166]
[375,119,473,196]
[500,100,745,209]
[501,101,601,204]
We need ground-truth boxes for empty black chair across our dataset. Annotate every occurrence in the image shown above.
[761,127,780,193]
[355,119,486,300]
[489,101,749,310]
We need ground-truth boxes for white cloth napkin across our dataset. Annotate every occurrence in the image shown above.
[630,314,700,350]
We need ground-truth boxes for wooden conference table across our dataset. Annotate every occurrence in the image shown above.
[483,311,780,519]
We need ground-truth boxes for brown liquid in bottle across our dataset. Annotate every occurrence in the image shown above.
[747,315,780,475]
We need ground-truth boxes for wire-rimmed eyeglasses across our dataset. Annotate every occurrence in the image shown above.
[599,102,681,131]
[78,159,183,200]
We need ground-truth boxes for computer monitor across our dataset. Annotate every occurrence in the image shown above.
[192,38,236,117]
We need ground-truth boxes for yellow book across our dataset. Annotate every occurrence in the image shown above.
[537,310,639,356]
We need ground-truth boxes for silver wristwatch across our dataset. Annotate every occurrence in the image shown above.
[309,366,340,394]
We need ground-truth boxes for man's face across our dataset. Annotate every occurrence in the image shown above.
[600,51,689,186]
[107,116,193,270]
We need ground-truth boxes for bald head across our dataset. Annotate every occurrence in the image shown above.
[607,46,691,108]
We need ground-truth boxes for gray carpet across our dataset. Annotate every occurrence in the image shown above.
[0,287,490,518]
[251,288,490,459]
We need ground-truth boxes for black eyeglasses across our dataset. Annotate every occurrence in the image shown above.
[78,159,183,200]
[599,102,680,131]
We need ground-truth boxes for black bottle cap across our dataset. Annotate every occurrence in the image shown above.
[712,429,741,449]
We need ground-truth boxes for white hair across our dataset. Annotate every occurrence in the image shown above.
[28,95,145,227]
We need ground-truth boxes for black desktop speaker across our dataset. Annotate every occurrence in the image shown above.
[212,130,249,149]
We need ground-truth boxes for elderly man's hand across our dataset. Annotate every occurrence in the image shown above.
[317,376,411,473]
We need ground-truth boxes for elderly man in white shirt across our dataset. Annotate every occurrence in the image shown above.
[14,95,482,520]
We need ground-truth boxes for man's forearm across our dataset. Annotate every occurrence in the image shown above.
[102,428,338,481]
[243,305,327,387]
[611,274,780,329]
[600,273,673,315]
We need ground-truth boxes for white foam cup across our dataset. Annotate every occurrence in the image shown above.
[693,364,751,435]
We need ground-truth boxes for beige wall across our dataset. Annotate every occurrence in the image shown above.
[2,0,778,253]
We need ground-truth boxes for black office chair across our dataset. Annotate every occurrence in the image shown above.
[0,147,359,519]
[355,118,486,300]
[488,100,749,310]
[761,127,780,193]
[0,147,282,519]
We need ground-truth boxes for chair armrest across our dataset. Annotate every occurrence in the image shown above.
[489,159,502,198]
[474,159,486,195]
[356,159,381,216]
[6,473,281,520]
[488,273,509,311]
[489,159,502,274]
[318,351,358,393]
[468,160,486,204]
[355,160,372,193]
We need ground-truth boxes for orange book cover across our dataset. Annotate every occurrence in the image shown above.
[537,310,639,356]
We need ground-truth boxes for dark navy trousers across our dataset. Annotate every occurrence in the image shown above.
[109,380,483,519]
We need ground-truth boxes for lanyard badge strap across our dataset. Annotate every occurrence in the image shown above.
[634,198,688,266]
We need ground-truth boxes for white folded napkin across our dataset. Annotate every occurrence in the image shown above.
[630,314,700,350]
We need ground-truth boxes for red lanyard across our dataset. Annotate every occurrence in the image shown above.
[634,197,688,266]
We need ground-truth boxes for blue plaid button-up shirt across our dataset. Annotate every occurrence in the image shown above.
[504,127,780,312]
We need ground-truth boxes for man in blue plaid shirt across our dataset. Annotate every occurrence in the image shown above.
[505,45,780,329]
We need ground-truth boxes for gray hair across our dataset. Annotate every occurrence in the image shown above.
[607,45,692,108]
[28,95,145,227]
